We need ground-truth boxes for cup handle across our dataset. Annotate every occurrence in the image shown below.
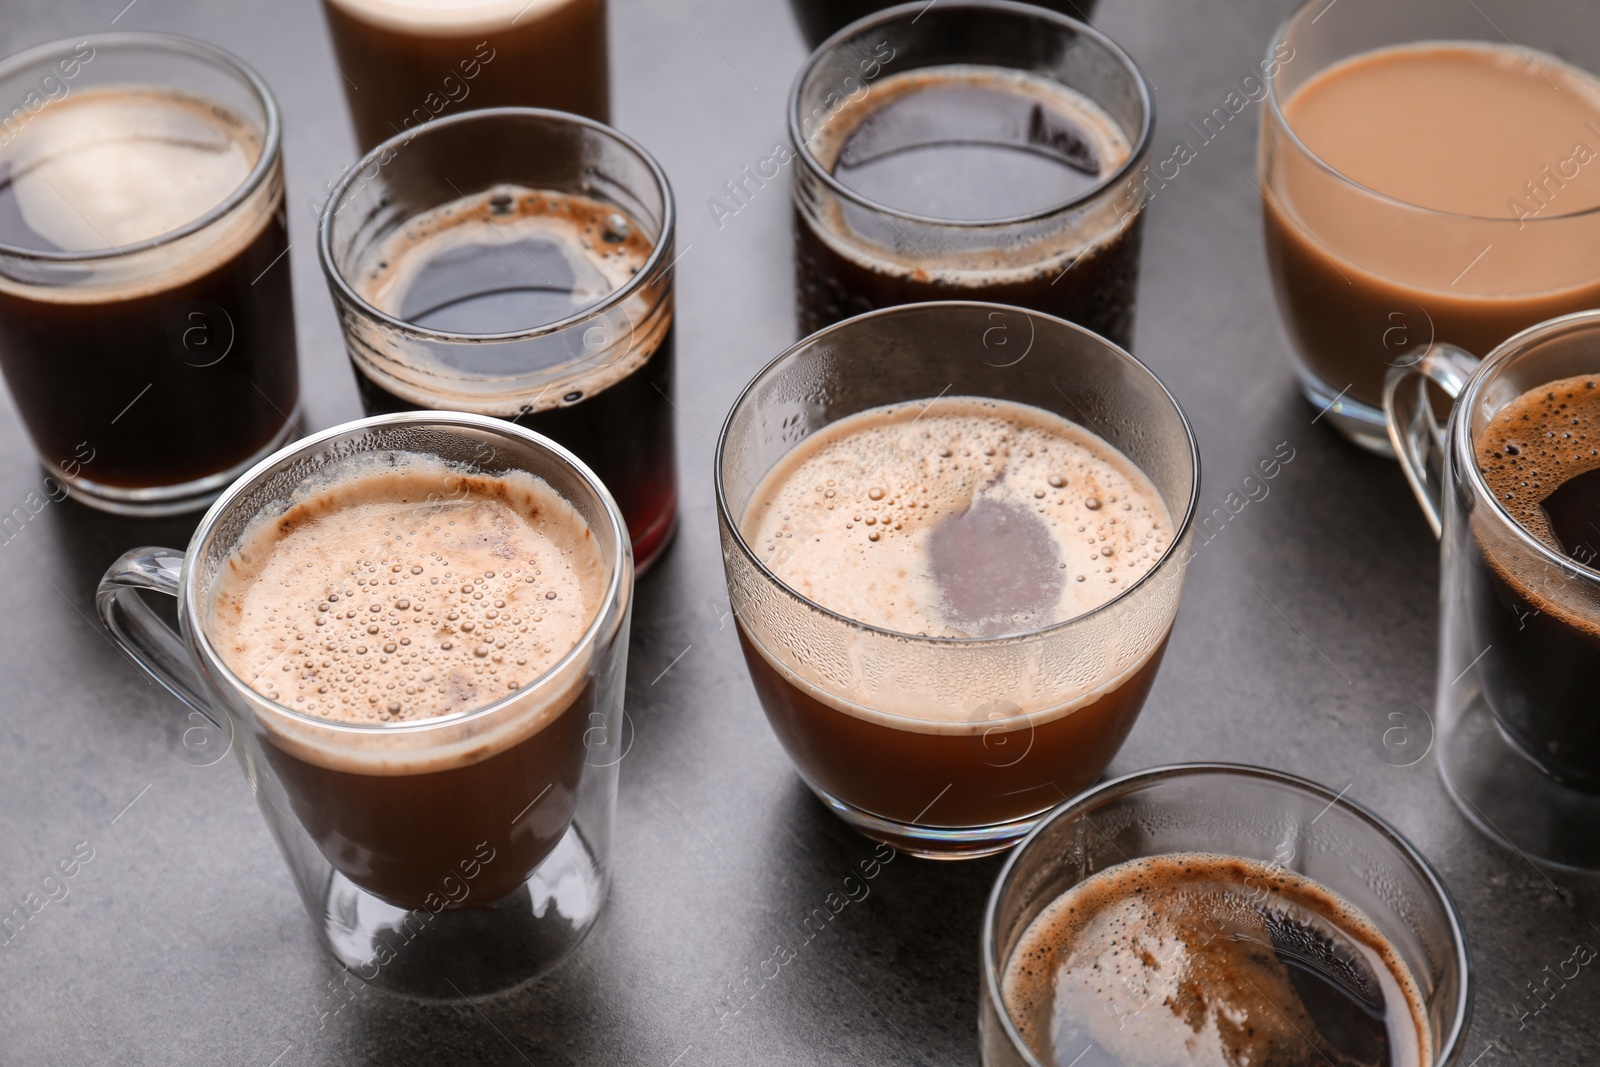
[1383,344,1480,540]
[97,547,218,726]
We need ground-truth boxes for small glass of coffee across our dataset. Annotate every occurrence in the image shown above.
[321,0,609,152]
[981,764,1470,1067]
[98,412,633,998]
[788,1,1153,348]
[319,108,678,572]
[1385,310,1600,869]
[716,302,1197,858]
[1260,0,1600,453]
[0,33,300,515]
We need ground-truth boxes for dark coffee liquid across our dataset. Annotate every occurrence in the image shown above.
[796,67,1139,346]
[351,188,676,570]
[323,0,608,152]
[786,0,1099,50]
[0,89,298,491]
[1003,854,1430,1067]
[1471,376,1600,791]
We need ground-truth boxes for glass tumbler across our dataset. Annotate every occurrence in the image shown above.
[716,301,1198,858]
[1386,310,1600,869]
[789,0,1153,348]
[981,764,1471,1066]
[319,107,678,572]
[98,412,632,998]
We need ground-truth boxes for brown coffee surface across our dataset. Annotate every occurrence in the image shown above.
[1475,374,1600,554]
[1265,43,1600,408]
[743,396,1170,645]
[214,454,604,725]
[1002,853,1430,1067]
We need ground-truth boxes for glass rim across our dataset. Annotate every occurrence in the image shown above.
[787,0,1156,230]
[176,411,633,738]
[713,300,1201,648]
[0,31,284,264]
[1264,0,1600,227]
[980,761,1473,1067]
[1455,307,1600,582]
[316,106,677,345]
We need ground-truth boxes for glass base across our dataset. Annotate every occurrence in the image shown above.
[1299,375,1394,457]
[811,785,1046,860]
[1439,692,1600,870]
[317,824,608,1000]
[55,410,303,517]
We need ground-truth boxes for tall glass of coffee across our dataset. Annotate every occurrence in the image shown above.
[788,1,1153,348]
[716,302,1198,858]
[1260,0,1600,453]
[1386,311,1600,870]
[982,765,1470,1066]
[0,33,300,515]
[319,108,678,572]
[98,412,633,997]
[321,0,609,152]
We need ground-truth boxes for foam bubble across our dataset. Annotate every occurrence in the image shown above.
[212,454,605,726]
[741,396,1171,639]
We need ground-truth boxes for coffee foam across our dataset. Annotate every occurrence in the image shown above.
[352,184,668,416]
[0,87,277,301]
[324,0,578,36]
[805,65,1135,281]
[743,397,1171,638]
[208,453,610,776]
[1001,853,1430,1067]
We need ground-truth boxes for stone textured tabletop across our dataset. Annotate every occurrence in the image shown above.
[0,0,1595,1063]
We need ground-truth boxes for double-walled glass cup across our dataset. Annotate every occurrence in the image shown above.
[1260,0,1600,454]
[716,302,1198,858]
[0,33,300,515]
[789,1,1153,349]
[98,413,632,998]
[319,108,678,572]
[1385,311,1600,869]
[981,765,1471,1066]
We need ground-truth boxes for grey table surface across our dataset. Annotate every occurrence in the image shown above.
[1,0,1597,1063]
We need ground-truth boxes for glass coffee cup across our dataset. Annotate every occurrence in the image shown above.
[716,302,1198,858]
[980,764,1471,1066]
[0,32,301,515]
[319,107,678,573]
[1259,0,1600,454]
[789,1,1153,349]
[97,412,632,998]
[1386,310,1600,869]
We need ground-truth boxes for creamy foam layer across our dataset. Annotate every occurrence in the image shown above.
[325,0,578,35]
[353,184,667,415]
[1002,854,1429,1067]
[0,87,257,251]
[743,397,1171,639]
[807,65,1135,280]
[213,454,606,728]
[1476,374,1600,550]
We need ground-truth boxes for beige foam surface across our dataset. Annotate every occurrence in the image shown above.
[1002,853,1429,1067]
[741,396,1171,639]
[212,454,606,727]
[324,0,576,34]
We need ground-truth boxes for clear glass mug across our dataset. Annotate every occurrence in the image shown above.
[1259,0,1600,454]
[1385,311,1600,870]
[980,764,1472,1066]
[716,301,1198,858]
[97,413,632,998]
[319,107,678,572]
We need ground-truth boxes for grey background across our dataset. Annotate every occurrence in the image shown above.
[0,0,1596,1063]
